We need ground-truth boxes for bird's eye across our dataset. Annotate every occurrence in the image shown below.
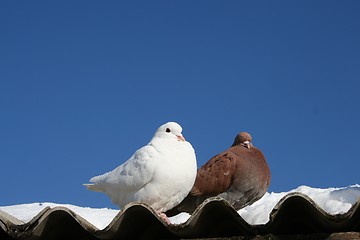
[166,128,171,133]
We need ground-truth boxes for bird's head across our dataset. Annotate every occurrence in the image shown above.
[155,122,186,142]
[232,132,253,148]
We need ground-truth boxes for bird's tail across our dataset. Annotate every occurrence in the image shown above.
[83,183,102,192]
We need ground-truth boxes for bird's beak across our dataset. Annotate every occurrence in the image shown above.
[177,135,185,142]
[244,140,251,149]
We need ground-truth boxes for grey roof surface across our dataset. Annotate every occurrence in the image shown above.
[1,193,360,240]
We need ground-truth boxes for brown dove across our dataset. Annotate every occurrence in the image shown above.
[167,132,270,215]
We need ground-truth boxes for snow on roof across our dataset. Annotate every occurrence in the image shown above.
[1,185,360,239]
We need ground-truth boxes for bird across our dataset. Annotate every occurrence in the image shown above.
[84,122,197,221]
[167,132,270,215]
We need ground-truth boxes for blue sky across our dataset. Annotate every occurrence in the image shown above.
[1,1,359,208]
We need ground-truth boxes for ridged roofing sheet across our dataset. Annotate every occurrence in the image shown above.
[1,193,360,240]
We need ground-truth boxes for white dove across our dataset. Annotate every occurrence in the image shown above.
[84,122,197,220]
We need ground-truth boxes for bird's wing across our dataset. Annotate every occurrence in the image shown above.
[87,145,158,192]
[191,150,236,196]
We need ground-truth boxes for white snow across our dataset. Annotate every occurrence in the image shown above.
[0,202,119,230]
[1,185,359,229]
[238,184,360,225]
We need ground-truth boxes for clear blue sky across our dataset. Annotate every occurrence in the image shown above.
[1,1,359,208]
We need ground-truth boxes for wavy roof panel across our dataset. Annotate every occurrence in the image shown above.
[1,193,360,240]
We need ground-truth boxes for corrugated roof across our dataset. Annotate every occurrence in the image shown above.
[1,193,360,240]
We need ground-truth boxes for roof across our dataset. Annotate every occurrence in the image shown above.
[1,193,360,240]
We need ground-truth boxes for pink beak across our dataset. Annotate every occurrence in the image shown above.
[243,140,251,149]
[177,135,185,142]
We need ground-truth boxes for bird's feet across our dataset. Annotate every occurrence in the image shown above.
[158,212,171,225]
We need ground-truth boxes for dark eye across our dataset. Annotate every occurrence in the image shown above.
[166,128,171,133]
